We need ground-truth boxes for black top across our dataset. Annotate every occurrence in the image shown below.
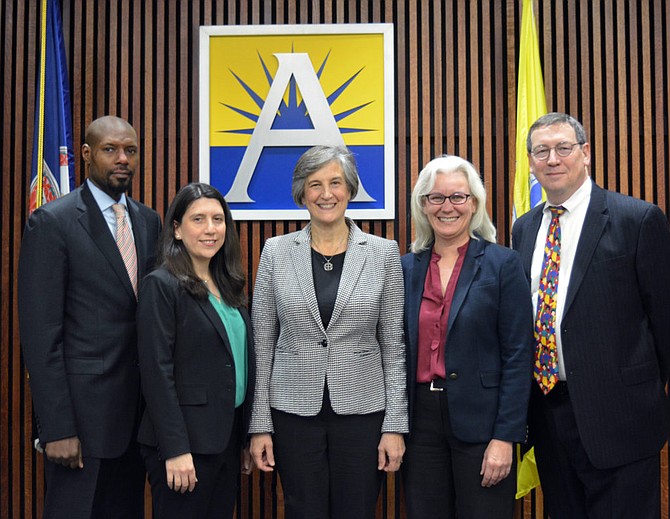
[311,248,346,329]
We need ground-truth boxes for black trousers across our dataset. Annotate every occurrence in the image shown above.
[270,387,385,519]
[141,412,242,519]
[43,439,145,519]
[530,383,660,519]
[401,383,516,519]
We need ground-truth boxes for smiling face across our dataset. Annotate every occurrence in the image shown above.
[174,197,226,271]
[82,118,138,201]
[302,161,351,227]
[422,171,476,247]
[528,122,591,205]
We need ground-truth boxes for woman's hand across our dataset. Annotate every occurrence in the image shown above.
[377,432,406,472]
[480,439,513,487]
[250,433,275,472]
[166,453,197,493]
[241,445,254,475]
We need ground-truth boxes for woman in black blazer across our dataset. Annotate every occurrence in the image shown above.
[137,183,255,518]
[401,156,533,519]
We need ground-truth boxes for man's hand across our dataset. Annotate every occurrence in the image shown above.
[45,436,83,469]
[166,453,197,493]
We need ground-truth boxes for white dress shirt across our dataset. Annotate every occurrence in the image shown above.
[530,178,592,380]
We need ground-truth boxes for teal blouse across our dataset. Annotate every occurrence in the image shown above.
[208,294,248,407]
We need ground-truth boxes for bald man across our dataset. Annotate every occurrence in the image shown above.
[19,116,162,518]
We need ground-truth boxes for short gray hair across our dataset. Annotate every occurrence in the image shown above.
[410,155,497,253]
[526,112,588,153]
[292,145,359,206]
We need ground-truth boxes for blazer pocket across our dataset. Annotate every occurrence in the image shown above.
[470,277,497,289]
[621,361,660,386]
[176,384,208,405]
[64,356,104,375]
[353,347,380,358]
[480,371,501,388]
[591,254,629,272]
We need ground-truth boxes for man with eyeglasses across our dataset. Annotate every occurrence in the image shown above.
[512,112,670,519]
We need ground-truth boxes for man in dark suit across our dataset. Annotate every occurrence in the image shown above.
[18,116,162,518]
[512,112,670,518]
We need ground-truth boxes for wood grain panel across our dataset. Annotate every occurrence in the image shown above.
[2,1,669,517]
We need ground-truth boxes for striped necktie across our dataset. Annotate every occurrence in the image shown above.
[112,204,138,297]
[534,206,566,394]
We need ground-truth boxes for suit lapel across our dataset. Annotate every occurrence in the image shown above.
[564,184,608,314]
[291,226,325,333]
[407,249,431,353]
[77,183,136,299]
[195,297,234,357]
[126,198,149,278]
[447,238,485,332]
[328,224,366,327]
[518,206,544,276]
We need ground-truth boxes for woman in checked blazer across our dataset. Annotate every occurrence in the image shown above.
[249,146,408,519]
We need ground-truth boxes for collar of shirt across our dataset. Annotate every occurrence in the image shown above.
[87,179,132,237]
[542,176,592,216]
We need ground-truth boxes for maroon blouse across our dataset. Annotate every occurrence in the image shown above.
[416,242,469,383]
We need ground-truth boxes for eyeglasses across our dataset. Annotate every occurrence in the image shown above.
[422,192,471,205]
[531,142,583,161]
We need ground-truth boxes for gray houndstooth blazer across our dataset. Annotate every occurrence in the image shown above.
[249,219,408,435]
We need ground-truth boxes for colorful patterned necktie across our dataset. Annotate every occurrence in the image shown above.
[534,206,566,394]
[112,204,138,297]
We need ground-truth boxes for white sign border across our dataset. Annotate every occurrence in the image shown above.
[199,23,395,221]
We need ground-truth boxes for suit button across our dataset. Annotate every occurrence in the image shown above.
[321,339,327,347]
[448,372,458,380]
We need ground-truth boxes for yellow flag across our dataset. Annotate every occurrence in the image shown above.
[515,0,544,499]
[513,0,547,219]
[516,446,541,499]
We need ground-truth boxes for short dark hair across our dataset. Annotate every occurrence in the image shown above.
[526,112,588,153]
[159,183,246,306]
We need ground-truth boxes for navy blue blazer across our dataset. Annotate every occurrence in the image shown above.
[402,236,533,444]
[512,182,670,469]
[137,267,255,460]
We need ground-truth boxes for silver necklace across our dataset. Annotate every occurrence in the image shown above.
[313,233,347,272]
[321,252,336,271]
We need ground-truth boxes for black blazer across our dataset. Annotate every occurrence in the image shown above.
[402,236,533,444]
[136,267,255,460]
[512,182,670,469]
[18,182,161,458]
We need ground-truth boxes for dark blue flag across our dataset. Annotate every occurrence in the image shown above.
[30,0,74,213]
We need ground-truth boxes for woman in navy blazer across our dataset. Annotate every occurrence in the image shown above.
[401,156,533,519]
[137,183,255,519]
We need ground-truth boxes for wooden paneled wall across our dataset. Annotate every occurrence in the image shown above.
[2,1,669,517]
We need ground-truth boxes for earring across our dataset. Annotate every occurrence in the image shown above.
[175,234,181,240]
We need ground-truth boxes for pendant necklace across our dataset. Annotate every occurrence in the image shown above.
[322,253,335,271]
[314,232,348,272]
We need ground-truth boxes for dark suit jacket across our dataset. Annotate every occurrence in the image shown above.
[18,182,161,458]
[136,267,255,460]
[512,182,670,469]
[401,236,533,444]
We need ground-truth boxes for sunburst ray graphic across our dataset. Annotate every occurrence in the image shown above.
[218,48,374,135]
